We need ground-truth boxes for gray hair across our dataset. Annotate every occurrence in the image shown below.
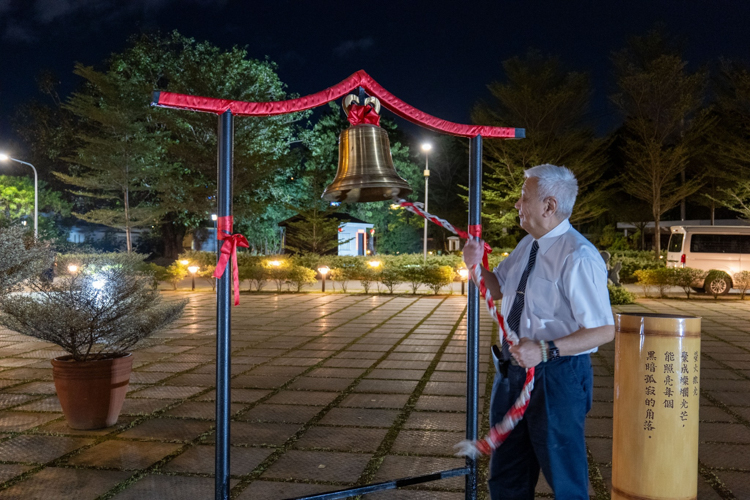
[524,164,578,219]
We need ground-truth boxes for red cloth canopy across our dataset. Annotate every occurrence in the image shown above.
[151,70,523,139]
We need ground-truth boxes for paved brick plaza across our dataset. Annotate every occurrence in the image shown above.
[0,293,746,499]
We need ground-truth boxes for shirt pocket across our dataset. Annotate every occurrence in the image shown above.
[528,277,559,319]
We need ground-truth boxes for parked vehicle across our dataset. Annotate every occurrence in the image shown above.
[666,225,750,295]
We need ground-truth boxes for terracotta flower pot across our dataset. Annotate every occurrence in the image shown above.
[51,353,133,430]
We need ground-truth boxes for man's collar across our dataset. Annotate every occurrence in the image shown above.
[535,219,571,255]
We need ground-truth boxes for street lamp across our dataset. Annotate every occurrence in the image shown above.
[318,266,330,293]
[421,143,432,263]
[0,153,38,239]
[188,266,200,291]
[458,267,469,295]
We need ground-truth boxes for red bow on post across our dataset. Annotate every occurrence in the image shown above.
[212,216,249,306]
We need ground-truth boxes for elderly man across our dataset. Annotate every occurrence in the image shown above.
[463,164,614,499]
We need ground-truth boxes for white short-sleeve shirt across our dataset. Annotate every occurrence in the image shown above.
[492,219,614,354]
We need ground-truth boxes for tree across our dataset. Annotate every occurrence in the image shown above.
[472,50,611,246]
[422,136,470,251]
[282,206,349,255]
[706,59,750,220]
[0,175,70,221]
[611,29,709,257]
[12,70,79,196]
[37,31,302,258]
[129,32,304,258]
[56,63,164,253]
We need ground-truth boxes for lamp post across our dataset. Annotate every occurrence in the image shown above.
[318,266,330,293]
[0,153,38,239]
[458,267,469,295]
[188,266,200,291]
[421,143,432,263]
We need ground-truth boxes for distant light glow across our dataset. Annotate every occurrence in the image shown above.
[368,260,381,268]
[421,143,432,152]
[318,266,330,276]
[330,201,341,207]
[67,265,78,274]
[188,266,200,274]
[92,279,106,290]
[0,154,8,161]
[458,268,469,280]
[269,260,281,267]
[211,214,218,221]
[180,260,189,266]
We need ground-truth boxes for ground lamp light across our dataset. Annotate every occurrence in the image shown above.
[180,259,189,266]
[458,268,469,295]
[0,153,37,239]
[421,142,432,263]
[67,265,78,274]
[269,260,281,267]
[151,70,523,500]
[188,266,200,291]
[318,266,330,292]
[368,260,381,268]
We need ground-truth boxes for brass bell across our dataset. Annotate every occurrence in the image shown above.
[322,95,412,203]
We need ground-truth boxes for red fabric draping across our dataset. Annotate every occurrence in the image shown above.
[152,70,523,139]
[212,216,249,306]
[347,103,380,126]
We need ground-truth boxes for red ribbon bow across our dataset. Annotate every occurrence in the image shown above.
[347,103,381,126]
[212,216,249,306]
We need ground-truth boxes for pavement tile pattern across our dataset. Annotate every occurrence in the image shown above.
[0,293,745,498]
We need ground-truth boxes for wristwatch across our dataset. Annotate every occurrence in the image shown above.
[547,341,560,360]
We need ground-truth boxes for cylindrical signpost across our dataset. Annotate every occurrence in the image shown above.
[612,313,701,500]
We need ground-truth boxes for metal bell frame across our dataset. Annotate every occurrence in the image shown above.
[151,70,524,500]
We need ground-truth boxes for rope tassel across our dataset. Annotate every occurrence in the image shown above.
[395,199,535,456]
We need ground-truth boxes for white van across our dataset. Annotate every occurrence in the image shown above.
[666,225,750,294]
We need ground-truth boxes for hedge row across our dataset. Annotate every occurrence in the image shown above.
[56,252,497,295]
[608,250,666,283]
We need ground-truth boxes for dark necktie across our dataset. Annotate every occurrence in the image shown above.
[503,240,539,356]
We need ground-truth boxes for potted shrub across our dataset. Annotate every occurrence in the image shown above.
[0,260,186,429]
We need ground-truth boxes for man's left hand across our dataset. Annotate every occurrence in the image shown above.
[509,338,542,368]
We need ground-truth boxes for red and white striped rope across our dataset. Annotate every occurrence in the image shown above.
[396,199,535,458]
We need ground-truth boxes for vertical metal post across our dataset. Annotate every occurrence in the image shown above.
[465,135,482,500]
[215,110,233,500]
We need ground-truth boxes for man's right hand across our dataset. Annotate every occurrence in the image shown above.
[463,239,485,268]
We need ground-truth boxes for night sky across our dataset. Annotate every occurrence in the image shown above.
[2,0,750,153]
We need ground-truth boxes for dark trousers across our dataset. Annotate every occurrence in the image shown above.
[488,350,593,499]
